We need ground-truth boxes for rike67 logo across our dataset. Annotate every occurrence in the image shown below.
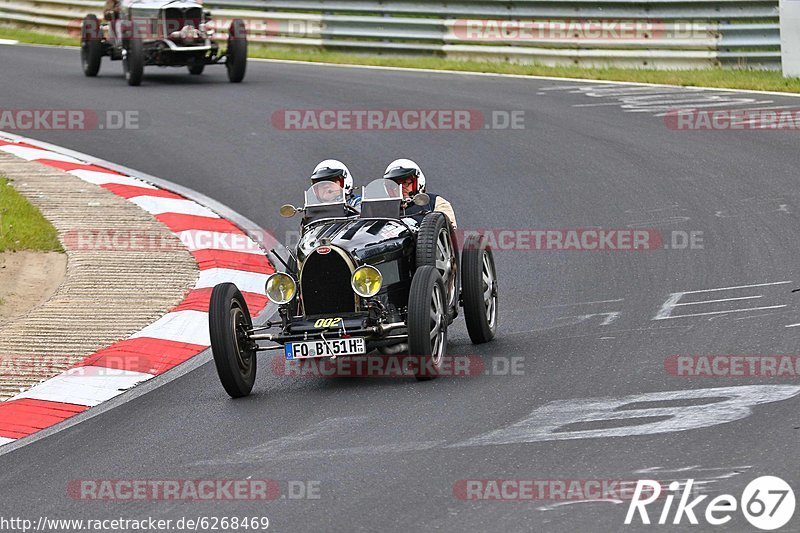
[625,476,795,530]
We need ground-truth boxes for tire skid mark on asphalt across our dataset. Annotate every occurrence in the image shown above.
[0,134,276,447]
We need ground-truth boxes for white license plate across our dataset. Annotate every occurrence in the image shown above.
[285,338,366,360]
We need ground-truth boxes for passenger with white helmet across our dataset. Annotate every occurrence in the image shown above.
[310,159,361,209]
[383,158,456,228]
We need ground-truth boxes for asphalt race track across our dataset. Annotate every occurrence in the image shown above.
[1,44,800,532]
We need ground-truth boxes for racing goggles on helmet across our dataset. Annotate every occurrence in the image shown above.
[384,166,418,193]
[311,167,345,188]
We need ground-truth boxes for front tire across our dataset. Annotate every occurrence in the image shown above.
[226,19,247,83]
[122,33,143,86]
[209,283,257,398]
[408,265,447,381]
[461,235,498,344]
[416,212,459,319]
[187,63,205,75]
[80,14,102,77]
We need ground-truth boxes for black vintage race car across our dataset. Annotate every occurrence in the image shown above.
[79,0,247,86]
[208,179,498,397]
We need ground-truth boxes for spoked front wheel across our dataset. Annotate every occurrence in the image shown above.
[408,265,448,381]
[209,283,257,397]
[461,234,497,344]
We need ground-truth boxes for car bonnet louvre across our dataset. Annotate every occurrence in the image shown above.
[341,220,369,240]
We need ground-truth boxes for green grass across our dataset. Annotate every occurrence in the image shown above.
[2,24,800,93]
[0,177,63,253]
[0,25,81,47]
[249,45,800,93]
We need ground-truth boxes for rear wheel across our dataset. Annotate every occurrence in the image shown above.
[416,212,458,319]
[461,235,497,344]
[80,14,102,77]
[187,63,205,75]
[408,265,447,381]
[210,283,257,397]
[226,19,247,83]
[122,33,143,86]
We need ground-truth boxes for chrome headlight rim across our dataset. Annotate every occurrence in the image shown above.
[265,272,297,305]
[351,265,383,298]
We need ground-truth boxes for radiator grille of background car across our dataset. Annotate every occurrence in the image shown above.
[301,251,355,315]
[164,7,202,33]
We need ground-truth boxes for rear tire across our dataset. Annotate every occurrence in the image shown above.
[408,265,447,381]
[123,33,143,86]
[226,19,247,83]
[209,283,257,398]
[461,235,497,344]
[80,14,102,77]
[415,212,458,319]
[187,63,205,75]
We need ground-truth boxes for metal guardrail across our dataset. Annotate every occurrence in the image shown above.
[0,0,782,69]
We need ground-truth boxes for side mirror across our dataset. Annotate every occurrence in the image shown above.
[279,204,298,218]
[413,193,430,207]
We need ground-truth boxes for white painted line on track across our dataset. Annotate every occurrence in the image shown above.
[670,281,791,294]
[0,39,18,45]
[670,295,763,307]
[195,268,270,294]
[14,367,155,406]
[5,40,800,98]
[654,305,787,320]
[0,145,84,163]
[130,196,220,217]
[69,169,158,188]
[129,310,211,346]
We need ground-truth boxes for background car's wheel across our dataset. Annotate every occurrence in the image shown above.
[80,14,102,77]
[209,282,257,398]
[461,235,498,344]
[415,212,459,319]
[226,19,247,83]
[187,63,205,75]
[408,265,447,381]
[122,33,144,86]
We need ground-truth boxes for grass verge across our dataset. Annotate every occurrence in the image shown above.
[0,177,63,253]
[2,25,799,93]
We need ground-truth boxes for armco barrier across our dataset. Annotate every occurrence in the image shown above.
[0,0,783,69]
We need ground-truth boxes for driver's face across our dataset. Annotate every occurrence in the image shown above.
[317,180,342,201]
[396,176,415,198]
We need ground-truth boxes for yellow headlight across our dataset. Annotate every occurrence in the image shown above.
[351,265,382,298]
[265,273,296,304]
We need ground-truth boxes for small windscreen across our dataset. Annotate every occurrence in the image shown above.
[305,181,345,206]
[362,179,402,201]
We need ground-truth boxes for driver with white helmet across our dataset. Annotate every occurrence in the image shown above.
[310,159,361,209]
[383,158,456,229]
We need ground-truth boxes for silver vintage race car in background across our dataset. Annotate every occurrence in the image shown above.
[79,0,247,85]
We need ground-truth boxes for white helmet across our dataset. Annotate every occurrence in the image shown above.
[383,158,426,195]
[310,159,353,195]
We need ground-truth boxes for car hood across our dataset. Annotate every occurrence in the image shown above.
[297,218,413,264]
